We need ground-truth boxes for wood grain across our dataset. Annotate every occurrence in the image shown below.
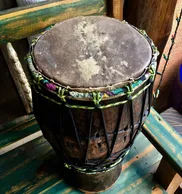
[124,0,177,58]
[112,0,124,20]
[155,157,182,194]
[107,0,124,20]
[0,0,106,43]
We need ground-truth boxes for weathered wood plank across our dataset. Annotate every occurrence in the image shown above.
[0,114,34,132]
[155,157,182,194]
[0,133,163,193]
[0,0,106,44]
[143,108,182,177]
[0,115,40,151]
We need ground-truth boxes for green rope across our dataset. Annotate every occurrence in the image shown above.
[58,87,66,102]
[64,147,130,173]
[92,92,102,107]
[149,66,155,81]
[99,99,128,109]
[131,83,151,100]
[65,104,95,110]
[125,83,133,100]
[37,75,43,90]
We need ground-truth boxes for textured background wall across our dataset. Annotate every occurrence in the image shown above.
[154,0,182,112]
[0,0,16,10]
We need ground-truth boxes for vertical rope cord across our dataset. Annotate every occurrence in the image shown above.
[85,110,93,163]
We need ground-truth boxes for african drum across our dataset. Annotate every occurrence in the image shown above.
[27,16,159,192]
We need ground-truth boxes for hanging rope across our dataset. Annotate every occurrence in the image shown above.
[154,9,182,105]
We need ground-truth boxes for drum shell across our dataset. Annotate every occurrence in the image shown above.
[27,15,158,192]
[32,80,150,169]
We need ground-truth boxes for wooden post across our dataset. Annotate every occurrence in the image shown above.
[107,0,124,20]
[155,157,182,194]
[0,43,33,113]
[113,0,124,20]
[124,0,177,57]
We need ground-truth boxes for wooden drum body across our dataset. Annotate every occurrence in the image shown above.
[27,16,159,192]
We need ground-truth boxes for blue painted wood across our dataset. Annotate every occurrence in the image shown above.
[0,115,39,149]
[161,107,182,136]
[143,107,182,177]
[0,132,164,193]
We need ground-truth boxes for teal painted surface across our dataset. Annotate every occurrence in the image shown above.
[0,115,39,149]
[0,0,106,44]
[143,107,182,177]
[0,133,164,193]
[0,114,34,133]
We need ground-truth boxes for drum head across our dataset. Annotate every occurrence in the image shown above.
[33,16,152,88]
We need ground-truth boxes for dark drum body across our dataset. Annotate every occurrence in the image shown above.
[28,16,159,192]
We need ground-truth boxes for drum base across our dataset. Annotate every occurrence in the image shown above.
[63,163,122,193]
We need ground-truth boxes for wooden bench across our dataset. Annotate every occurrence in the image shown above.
[0,1,181,193]
[144,108,182,193]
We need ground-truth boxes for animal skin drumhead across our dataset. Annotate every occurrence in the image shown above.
[33,16,152,88]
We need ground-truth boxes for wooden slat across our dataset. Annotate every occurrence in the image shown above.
[155,157,182,194]
[0,115,40,152]
[0,0,106,44]
[0,133,164,193]
[143,108,182,177]
[0,114,34,132]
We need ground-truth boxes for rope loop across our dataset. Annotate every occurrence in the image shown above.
[58,87,66,102]
[92,92,102,107]
[149,66,155,82]
[125,83,133,100]
[37,75,43,90]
